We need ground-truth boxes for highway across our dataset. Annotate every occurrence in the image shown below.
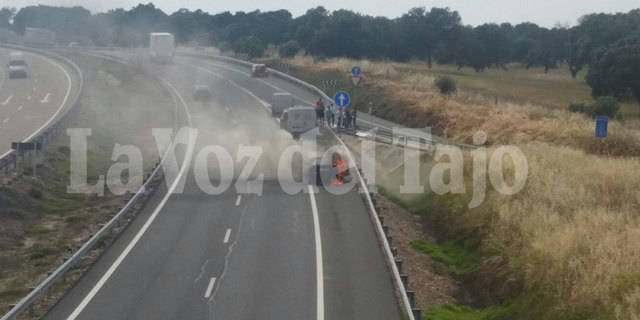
[43,51,403,320]
[0,47,78,159]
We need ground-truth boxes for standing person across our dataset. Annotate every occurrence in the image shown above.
[345,109,352,129]
[338,108,344,129]
[331,104,338,127]
[325,104,333,127]
[315,97,325,126]
[352,108,358,129]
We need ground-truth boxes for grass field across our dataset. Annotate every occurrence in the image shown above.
[257,52,640,319]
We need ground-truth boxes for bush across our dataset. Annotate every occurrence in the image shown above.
[435,76,457,95]
[568,97,619,118]
[591,96,620,118]
[568,102,587,114]
[232,36,266,59]
[279,40,301,58]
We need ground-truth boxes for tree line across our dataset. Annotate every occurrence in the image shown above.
[2,3,639,105]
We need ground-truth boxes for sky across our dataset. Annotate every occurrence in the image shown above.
[3,0,639,27]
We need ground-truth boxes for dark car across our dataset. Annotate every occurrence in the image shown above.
[193,85,212,102]
[251,64,268,78]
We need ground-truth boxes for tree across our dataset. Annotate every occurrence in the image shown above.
[232,35,266,58]
[586,36,640,109]
[0,7,15,29]
[279,40,300,57]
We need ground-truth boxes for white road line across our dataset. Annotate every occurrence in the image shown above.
[17,105,23,111]
[2,118,9,123]
[66,79,194,320]
[24,54,72,142]
[0,95,12,105]
[204,277,216,298]
[40,92,50,103]
[308,185,325,320]
[223,229,232,244]
[26,95,31,101]
[235,195,242,206]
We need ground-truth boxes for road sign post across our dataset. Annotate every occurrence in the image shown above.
[595,116,608,138]
[351,66,361,86]
[333,91,351,108]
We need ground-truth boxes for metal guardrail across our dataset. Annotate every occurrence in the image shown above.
[0,50,185,320]
[0,44,84,175]
[187,52,420,320]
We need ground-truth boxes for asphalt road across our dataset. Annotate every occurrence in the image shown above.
[0,47,77,159]
[43,51,402,320]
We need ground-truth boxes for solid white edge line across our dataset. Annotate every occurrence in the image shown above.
[235,195,242,206]
[186,59,325,319]
[25,54,72,141]
[223,229,232,244]
[0,53,71,159]
[66,80,194,320]
[307,185,325,320]
[204,277,216,298]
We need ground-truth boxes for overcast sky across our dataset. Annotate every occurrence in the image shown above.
[3,0,639,27]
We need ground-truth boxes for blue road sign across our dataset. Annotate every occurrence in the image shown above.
[595,116,608,138]
[334,91,351,108]
[351,66,361,76]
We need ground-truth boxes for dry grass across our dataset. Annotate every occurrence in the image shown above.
[280,54,640,157]
[480,144,640,318]
[276,53,640,318]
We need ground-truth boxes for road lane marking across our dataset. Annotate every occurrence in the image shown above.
[223,229,231,244]
[66,79,194,320]
[235,195,242,206]
[0,95,12,105]
[308,185,325,320]
[40,93,50,103]
[24,54,71,143]
[17,105,23,111]
[2,118,9,123]
[26,95,31,101]
[204,277,216,298]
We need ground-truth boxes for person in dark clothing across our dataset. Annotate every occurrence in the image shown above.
[316,98,325,126]
[352,108,357,129]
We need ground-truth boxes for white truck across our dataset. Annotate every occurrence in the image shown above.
[280,106,316,139]
[271,92,294,117]
[7,52,28,79]
[149,33,175,63]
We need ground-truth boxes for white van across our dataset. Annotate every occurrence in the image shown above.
[7,52,28,79]
[271,92,294,117]
[280,106,316,139]
[149,33,175,63]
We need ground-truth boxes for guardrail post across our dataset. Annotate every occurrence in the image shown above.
[412,308,422,319]
[406,290,416,308]
[400,274,408,287]
[395,258,403,273]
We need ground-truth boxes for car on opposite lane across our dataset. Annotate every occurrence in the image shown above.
[7,51,28,79]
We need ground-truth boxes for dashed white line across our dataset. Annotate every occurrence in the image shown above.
[235,195,242,206]
[40,93,50,103]
[204,277,216,298]
[223,229,232,244]
[66,79,195,320]
[0,95,12,105]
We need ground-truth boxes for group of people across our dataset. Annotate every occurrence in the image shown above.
[316,98,357,129]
